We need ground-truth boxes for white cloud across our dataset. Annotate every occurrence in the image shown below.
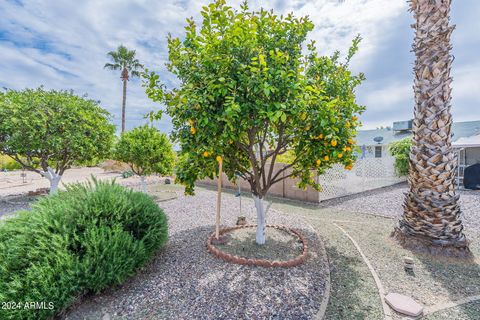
[0,0,478,133]
[453,62,480,101]
[362,82,412,111]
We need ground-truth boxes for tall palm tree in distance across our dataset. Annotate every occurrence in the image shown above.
[104,45,144,133]
[393,0,469,256]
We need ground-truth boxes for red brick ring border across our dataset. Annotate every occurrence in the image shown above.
[206,224,308,268]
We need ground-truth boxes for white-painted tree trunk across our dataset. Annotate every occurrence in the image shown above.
[41,167,62,194]
[49,175,62,194]
[140,176,148,193]
[253,195,266,245]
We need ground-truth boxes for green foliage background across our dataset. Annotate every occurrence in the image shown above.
[0,180,168,319]
[388,137,412,176]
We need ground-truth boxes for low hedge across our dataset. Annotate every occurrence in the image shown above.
[0,179,168,319]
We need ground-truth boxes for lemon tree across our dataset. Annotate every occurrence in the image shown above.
[145,0,365,244]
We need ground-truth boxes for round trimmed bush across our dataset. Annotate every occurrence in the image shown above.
[0,179,168,320]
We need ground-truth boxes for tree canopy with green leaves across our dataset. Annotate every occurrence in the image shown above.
[0,88,115,193]
[145,0,365,244]
[115,125,175,192]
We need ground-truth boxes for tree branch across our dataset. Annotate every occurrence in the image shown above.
[247,127,261,195]
[6,154,43,175]
[269,171,296,186]
[266,124,285,187]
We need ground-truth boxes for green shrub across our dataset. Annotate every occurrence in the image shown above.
[0,179,168,319]
[388,137,412,176]
[0,154,23,170]
[276,149,296,165]
[114,125,175,177]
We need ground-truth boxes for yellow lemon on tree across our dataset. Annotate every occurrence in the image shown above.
[331,140,337,147]
[345,147,352,152]
[352,116,358,121]
[324,155,329,161]
[345,164,353,170]
[315,159,321,166]
[337,153,343,158]
[203,151,209,157]
[216,155,222,162]
[348,138,354,145]
[300,112,307,121]
[190,127,196,135]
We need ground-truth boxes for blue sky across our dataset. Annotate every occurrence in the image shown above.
[1,0,479,132]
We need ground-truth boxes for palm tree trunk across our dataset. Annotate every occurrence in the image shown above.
[122,78,127,133]
[393,0,469,255]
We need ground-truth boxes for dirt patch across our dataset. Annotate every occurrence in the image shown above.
[213,226,304,261]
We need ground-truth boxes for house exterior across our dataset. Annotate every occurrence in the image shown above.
[453,133,480,187]
[356,120,480,161]
[356,120,480,188]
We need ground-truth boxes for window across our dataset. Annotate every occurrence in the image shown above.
[375,146,382,158]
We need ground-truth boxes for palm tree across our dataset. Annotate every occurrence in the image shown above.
[393,0,469,255]
[104,45,144,133]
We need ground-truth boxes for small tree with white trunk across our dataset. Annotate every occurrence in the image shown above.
[145,0,364,244]
[0,88,115,193]
[114,125,175,193]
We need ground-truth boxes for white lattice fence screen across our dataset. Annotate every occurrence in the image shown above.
[317,156,405,201]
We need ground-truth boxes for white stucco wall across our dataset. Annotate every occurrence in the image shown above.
[360,144,389,158]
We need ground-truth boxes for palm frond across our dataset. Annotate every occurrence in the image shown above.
[105,45,143,77]
[104,62,121,70]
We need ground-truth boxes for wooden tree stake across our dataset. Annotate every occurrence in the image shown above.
[216,157,223,239]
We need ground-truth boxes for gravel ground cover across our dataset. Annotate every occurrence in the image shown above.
[214,227,304,261]
[0,195,39,218]
[146,184,181,202]
[423,301,480,320]
[271,202,384,320]
[324,182,480,225]
[273,186,480,320]
[0,167,120,197]
[4,173,480,319]
[337,219,480,319]
[0,174,173,219]
[62,186,329,319]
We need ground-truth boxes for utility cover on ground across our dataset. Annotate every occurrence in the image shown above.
[385,292,423,317]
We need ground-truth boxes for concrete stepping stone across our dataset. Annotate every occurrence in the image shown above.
[385,292,423,317]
